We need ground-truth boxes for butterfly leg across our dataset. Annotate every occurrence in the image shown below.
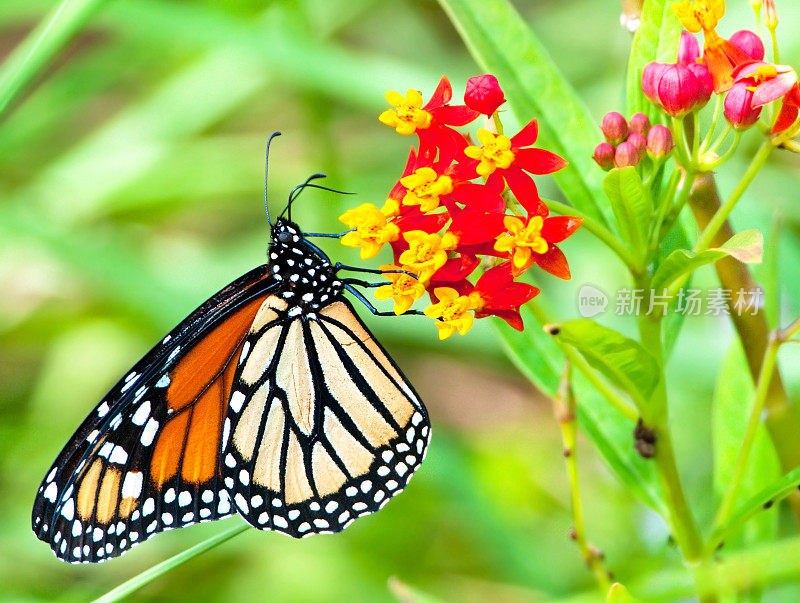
[342,278,384,288]
[302,231,348,239]
[344,284,423,316]
[333,263,418,279]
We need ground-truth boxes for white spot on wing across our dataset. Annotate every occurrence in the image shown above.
[121,472,143,498]
[140,418,159,446]
[131,401,151,426]
[109,446,128,464]
[43,482,57,502]
[229,391,245,414]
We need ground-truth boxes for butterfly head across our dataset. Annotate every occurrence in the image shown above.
[268,217,343,313]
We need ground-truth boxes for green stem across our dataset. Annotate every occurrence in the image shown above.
[713,317,800,532]
[635,274,713,599]
[92,523,250,602]
[701,132,742,172]
[699,95,725,155]
[648,168,681,256]
[671,116,693,166]
[0,0,112,120]
[543,197,642,274]
[553,363,612,591]
[713,340,779,531]
[694,141,773,253]
[706,124,733,156]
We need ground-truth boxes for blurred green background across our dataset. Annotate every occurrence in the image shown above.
[2,0,800,601]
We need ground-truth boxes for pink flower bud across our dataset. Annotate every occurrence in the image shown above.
[592,142,616,171]
[601,111,629,144]
[724,82,762,129]
[614,141,640,168]
[654,64,701,117]
[642,62,668,103]
[687,63,713,107]
[647,125,674,159]
[627,131,647,156]
[629,112,651,137]
[730,30,765,61]
[464,74,506,116]
[678,32,700,66]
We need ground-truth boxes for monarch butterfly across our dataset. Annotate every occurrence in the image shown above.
[32,134,430,563]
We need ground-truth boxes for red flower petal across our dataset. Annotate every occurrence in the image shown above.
[394,210,450,234]
[457,241,504,258]
[430,256,480,283]
[430,105,480,126]
[450,182,505,212]
[484,282,540,310]
[449,210,505,244]
[534,245,571,279]
[510,119,539,147]
[476,262,514,292]
[475,307,527,331]
[449,159,480,182]
[421,125,468,168]
[541,215,583,243]
[423,76,452,110]
[388,147,419,200]
[503,166,547,216]
[772,100,799,133]
[514,148,568,175]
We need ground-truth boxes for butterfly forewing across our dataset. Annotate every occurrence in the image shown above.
[32,266,276,562]
[221,298,430,537]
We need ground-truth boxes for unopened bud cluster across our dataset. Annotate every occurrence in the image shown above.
[593,112,673,170]
[642,33,713,117]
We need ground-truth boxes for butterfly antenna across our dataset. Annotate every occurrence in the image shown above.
[264,131,282,226]
[282,173,325,222]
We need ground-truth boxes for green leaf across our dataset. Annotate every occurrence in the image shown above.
[602,167,654,250]
[607,582,638,603]
[710,465,800,551]
[626,0,682,117]
[656,212,693,359]
[437,0,611,226]
[577,377,665,514]
[712,341,780,549]
[0,0,113,121]
[650,229,764,291]
[494,318,561,397]
[555,319,660,410]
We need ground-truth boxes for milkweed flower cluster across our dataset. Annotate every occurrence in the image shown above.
[638,0,800,138]
[339,75,582,339]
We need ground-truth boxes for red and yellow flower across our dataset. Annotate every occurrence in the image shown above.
[343,75,580,338]
[734,62,800,134]
[494,214,583,278]
[454,120,567,216]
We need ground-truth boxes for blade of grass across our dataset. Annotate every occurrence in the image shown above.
[92,523,250,603]
[0,0,112,121]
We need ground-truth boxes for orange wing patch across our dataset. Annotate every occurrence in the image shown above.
[151,295,268,486]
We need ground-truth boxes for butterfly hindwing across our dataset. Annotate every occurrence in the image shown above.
[221,298,430,537]
[32,266,277,562]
